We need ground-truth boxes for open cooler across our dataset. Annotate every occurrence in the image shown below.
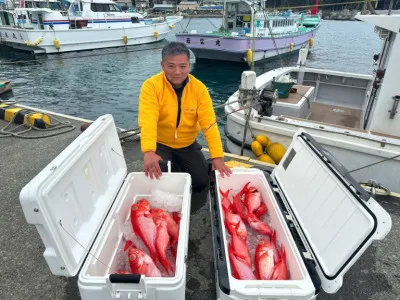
[210,130,392,300]
[19,114,192,300]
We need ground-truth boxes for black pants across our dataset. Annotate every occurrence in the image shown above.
[156,141,209,192]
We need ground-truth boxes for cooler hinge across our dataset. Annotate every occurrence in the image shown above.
[272,185,322,295]
[262,170,321,294]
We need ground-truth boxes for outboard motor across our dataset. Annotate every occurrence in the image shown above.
[257,87,277,117]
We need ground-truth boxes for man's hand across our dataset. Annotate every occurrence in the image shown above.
[143,151,163,179]
[212,157,232,178]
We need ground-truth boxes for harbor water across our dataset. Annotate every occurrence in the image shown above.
[0,19,381,144]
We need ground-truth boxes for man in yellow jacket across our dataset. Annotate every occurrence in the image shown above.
[138,42,231,196]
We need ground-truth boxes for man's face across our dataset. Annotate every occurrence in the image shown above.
[161,54,190,88]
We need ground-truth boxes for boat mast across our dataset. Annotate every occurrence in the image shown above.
[222,0,227,31]
[250,2,257,71]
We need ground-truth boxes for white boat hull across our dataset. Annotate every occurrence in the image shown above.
[0,19,180,54]
[224,111,400,193]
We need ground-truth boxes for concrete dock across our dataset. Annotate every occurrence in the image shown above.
[0,108,399,300]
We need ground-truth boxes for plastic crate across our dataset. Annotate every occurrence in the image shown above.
[272,81,295,98]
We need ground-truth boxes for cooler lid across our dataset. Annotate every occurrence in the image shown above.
[19,114,127,277]
[271,129,391,293]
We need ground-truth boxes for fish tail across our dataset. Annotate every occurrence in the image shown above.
[160,256,175,275]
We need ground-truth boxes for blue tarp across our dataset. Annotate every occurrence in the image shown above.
[199,5,224,10]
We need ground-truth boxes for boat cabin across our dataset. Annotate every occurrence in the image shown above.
[222,1,307,38]
[1,0,145,31]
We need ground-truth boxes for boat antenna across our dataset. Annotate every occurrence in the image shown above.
[388,0,395,15]
[251,2,256,71]
[222,0,227,31]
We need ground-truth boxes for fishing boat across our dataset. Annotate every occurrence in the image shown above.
[0,0,182,54]
[175,0,320,63]
[223,13,400,193]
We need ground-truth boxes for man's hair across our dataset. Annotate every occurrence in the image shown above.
[162,42,190,60]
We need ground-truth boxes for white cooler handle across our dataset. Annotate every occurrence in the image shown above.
[107,275,147,299]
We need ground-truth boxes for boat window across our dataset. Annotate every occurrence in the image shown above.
[0,12,6,26]
[91,3,99,12]
[2,12,15,26]
[48,2,62,10]
[25,1,33,8]
[71,3,80,13]
[91,3,113,12]
[109,4,120,12]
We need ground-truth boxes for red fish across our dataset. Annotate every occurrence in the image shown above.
[151,208,179,246]
[131,205,158,262]
[254,239,275,280]
[228,244,256,280]
[245,213,272,236]
[170,243,178,260]
[255,201,268,217]
[247,186,258,193]
[153,216,174,275]
[131,203,148,217]
[270,230,281,264]
[244,190,261,214]
[172,211,181,225]
[232,182,250,219]
[219,188,232,213]
[128,247,162,277]
[224,212,247,241]
[271,247,289,280]
[123,240,134,252]
[230,230,251,267]
[137,198,151,211]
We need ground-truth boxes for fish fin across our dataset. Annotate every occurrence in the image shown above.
[271,230,277,246]
[219,188,231,198]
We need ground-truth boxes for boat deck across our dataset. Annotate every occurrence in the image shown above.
[277,85,363,129]
[0,108,399,300]
[310,102,362,129]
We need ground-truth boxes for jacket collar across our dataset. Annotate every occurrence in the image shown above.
[163,72,189,89]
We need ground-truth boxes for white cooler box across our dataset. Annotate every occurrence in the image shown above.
[209,130,392,300]
[19,114,192,300]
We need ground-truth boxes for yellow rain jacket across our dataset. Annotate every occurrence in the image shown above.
[138,72,224,159]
